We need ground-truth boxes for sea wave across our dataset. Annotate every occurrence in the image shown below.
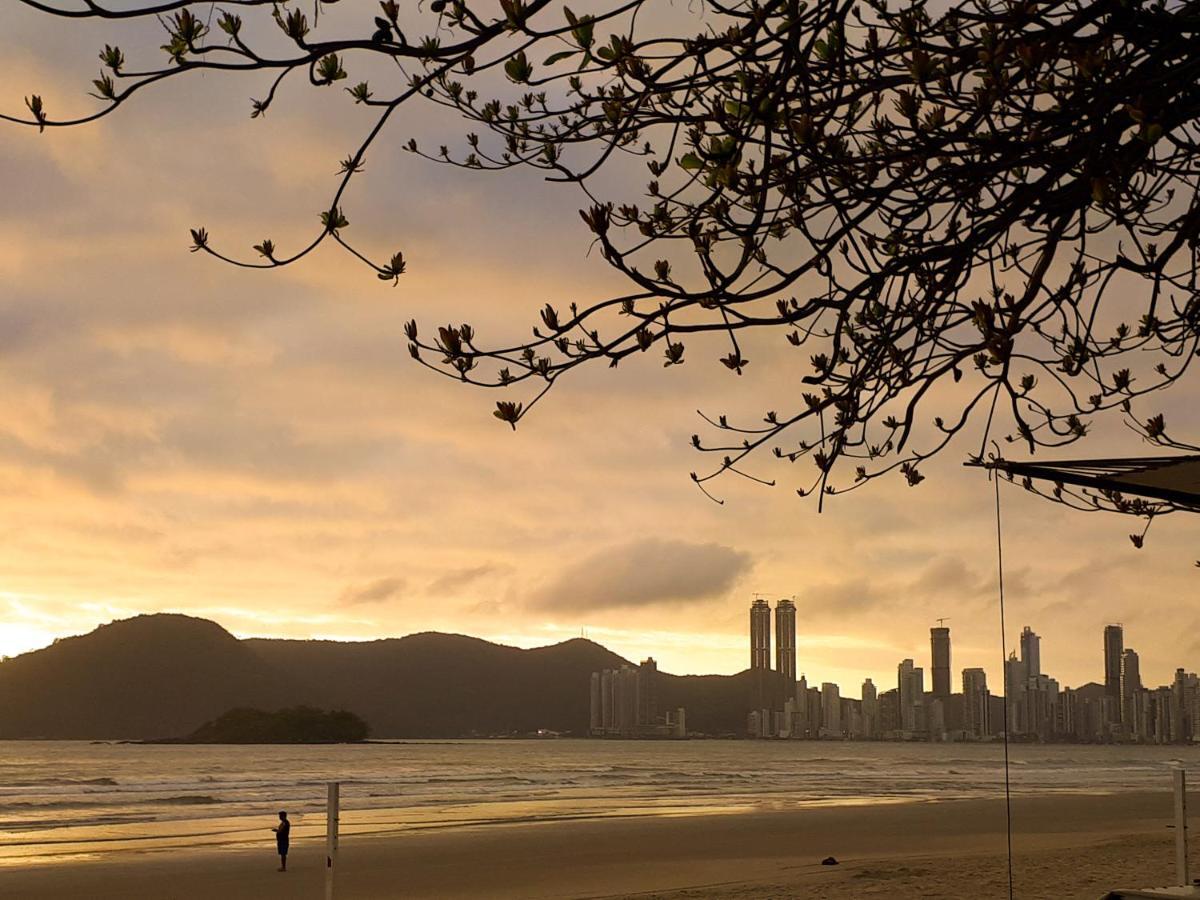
[9,777,118,787]
[0,813,147,833]
[0,799,115,811]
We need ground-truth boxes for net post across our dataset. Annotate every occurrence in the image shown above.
[1174,767,1189,887]
[326,781,340,900]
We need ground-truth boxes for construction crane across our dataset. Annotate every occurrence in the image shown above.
[936,617,951,627]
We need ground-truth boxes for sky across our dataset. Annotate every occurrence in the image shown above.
[0,3,1198,696]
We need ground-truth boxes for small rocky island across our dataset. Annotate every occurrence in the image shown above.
[164,706,370,744]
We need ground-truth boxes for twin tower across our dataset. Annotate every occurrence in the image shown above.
[750,598,796,682]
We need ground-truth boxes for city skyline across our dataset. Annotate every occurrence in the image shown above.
[742,597,1200,744]
[5,587,1198,699]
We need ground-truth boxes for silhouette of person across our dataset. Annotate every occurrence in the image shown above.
[271,810,291,871]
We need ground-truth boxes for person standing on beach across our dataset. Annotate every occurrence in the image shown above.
[271,810,291,871]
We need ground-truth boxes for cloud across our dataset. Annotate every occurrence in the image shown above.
[797,576,887,619]
[427,563,505,595]
[910,556,982,598]
[529,538,752,612]
[338,577,405,606]
[798,555,1000,621]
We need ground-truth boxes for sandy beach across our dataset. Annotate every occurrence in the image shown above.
[1,790,1192,899]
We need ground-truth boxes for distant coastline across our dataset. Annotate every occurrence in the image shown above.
[3,613,1198,745]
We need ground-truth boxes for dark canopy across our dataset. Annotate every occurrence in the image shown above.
[974,456,1200,512]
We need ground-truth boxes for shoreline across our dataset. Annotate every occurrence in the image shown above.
[20,735,1200,746]
[0,785,1153,867]
[0,790,1191,898]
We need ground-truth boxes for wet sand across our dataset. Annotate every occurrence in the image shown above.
[0,791,1190,899]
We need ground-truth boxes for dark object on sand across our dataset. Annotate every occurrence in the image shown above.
[822,856,839,866]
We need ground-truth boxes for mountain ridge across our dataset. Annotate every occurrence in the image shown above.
[0,614,755,739]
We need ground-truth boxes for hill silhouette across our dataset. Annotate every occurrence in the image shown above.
[174,706,370,744]
[0,614,756,739]
[0,615,287,739]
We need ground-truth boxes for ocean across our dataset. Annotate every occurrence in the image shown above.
[2,740,1196,865]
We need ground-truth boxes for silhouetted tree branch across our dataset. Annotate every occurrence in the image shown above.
[6,0,1200,522]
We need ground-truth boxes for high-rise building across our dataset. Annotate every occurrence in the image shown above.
[750,599,771,670]
[595,666,641,736]
[589,672,603,734]
[842,697,864,738]
[804,684,823,738]
[878,688,900,735]
[898,659,924,734]
[898,658,914,718]
[931,626,951,699]
[861,678,878,739]
[1154,686,1174,743]
[638,657,659,726]
[1020,626,1041,677]
[1026,674,1060,741]
[910,666,925,734]
[1171,669,1199,743]
[962,667,990,739]
[1004,651,1026,735]
[795,674,809,737]
[1104,625,1124,702]
[775,599,797,683]
[821,683,842,737]
[590,662,679,738]
[1120,648,1141,729]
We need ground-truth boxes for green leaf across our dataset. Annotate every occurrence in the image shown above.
[316,53,347,84]
[504,50,533,84]
[99,44,125,72]
[543,50,577,65]
[571,17,594,49]
[678,152,703,171]
[91,73,116,101]
[320,207,350,231]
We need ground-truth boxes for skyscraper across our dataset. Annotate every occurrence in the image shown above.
[861,678,878,738]
[821,683,842,737]
[638,657,659,726]
[591,662,673,738]
[1104,624,1124,702]
[1170,668,1198,743]
[861,678,877,702]
[1020,626,1041,677]
[589,672,603,734]
[594,665,642,736]
[898,658,914,712]
[898,659,924,733]
[910,666,925,733]
[1005,649,1029,736]
[775,599,797,683]
[1120,647,1141,728]
[962,667,990,738]
[931,626,951,698]
[750,598,771,670]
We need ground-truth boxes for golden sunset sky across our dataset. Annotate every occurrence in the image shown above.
[1,2,1197,695]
